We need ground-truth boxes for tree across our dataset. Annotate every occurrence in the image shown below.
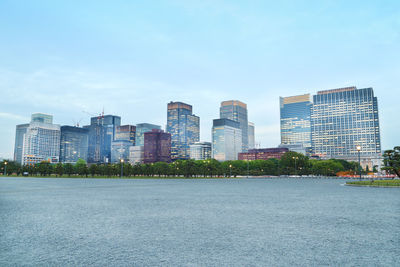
[75,159,88,177]
[64,163,74,176]
[55,163,64,177]
[89,164,98,177]
[382,146,400,178]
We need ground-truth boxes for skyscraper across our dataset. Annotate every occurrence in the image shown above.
[115,125,136,145]
[248,122,255,150]
[135,123,161,146]
[311,87,381,165]
[166,101,200,160]
[60,126,89,163]
[111,140,132,163]
[144,129,171,163]
[212,118,242,161]
[189,142,212,160]
[13,123,29,164]
[84,115,121,163]
[220,100,248,152]
[31,113,53,124]
[22,114,61,165]
[279,94,312,154]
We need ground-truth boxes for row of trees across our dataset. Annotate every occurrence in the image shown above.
[0,152,370,178]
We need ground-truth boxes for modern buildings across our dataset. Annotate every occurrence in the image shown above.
[280,94,312,154]
[84,115,121,163]
[311,87,381,167]
[59,126,89,163]
[144,129,171,163]
[189,142,212,160]
[129,146,144,165]
[212,118,242,161]
[220,100,248,152]
[111,140,132,163]
[248,122,255,150]
[278,143,307,155]
[22,114,61,165]
[238,148,288,161]
[115,125,136,145]
[166,101,200,160]
[135,123,161,146]
[13,123,29,164]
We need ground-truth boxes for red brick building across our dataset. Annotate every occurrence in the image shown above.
[238,148,288,160]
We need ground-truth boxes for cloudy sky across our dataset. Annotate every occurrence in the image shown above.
[1,0,399,159]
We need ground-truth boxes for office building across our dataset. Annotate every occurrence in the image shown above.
[84,115,121,163]
[60,126,89,163]
[220,100,248,152]
[13,123,29,164]
[111,140,132,163]
[31,113,53,124]
[115,125,136,145]
[22,115,61,165]
[144,129,171,163]
[280,94,312,154]
[135,123,161,146]
[189,142,212,160]
[238,148,288,161]
[248,122,255,150]
[212,118,242,161]
[278,143,307,155]
[311,86,381,166]
[166,101,200,160]
[129,146,144,165]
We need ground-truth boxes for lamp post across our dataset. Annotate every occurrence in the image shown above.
[356,145,361,181]
[120,159,124,178]
[292,156,298,175]
[229,164,232,177]
[246,159,249,178]
[4,161,7,176]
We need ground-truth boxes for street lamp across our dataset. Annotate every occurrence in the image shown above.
[229,164,232,177]
[4,161,7,176]
[292,156,299,175]
[356,145,361,181]
[120,159,124,178]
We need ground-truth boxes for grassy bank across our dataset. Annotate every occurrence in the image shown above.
[346,179,400,187]
[0,175,241,179]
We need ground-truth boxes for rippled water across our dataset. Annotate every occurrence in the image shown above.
[1,177,399,266]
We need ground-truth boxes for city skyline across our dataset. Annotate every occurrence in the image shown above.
[1,1,400,159]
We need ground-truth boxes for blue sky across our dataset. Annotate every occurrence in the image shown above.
[0,0,399,159]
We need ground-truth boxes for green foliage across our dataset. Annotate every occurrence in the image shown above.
[382,146,400,178]
[347,180,400,187]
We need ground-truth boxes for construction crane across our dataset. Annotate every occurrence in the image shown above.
[82,108,105,125]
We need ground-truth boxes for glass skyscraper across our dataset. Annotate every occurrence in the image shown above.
[311,87,381,160]
[212,118,242,161]
[248,122,255,150]
[189,142,212,160]
[115,125,136,145]
[60,126,89,163]
[135,123,161,146]
[220,100,248,152]
[144,129,171,163]
[279,94,312,154]
[166,101,200,160]
[13,123,29,164]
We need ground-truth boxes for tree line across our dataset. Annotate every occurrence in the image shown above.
[1,151,371,178]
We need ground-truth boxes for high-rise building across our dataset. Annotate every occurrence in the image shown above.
[189,142,212,160]
[13,123,29,164]
[238,147,289,160]
[115,125,136,145]
[111,140,132,163]
[280,94,312,154]
[220,100,248,152]
[135,123,161,146]
[212,118,242,161]
[166,101,200,160]
[22,117,61,165]
[144,129,171,163]
[311,86,381,166]
[248,122,255,150]
[31,113,53,124]
[84,115,121,163]
[60,126,89,163]
[129,146,144,165]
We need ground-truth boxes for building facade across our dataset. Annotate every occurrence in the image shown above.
[166,102,200,160]
[248,122,255,150]
[311,87,381,163]
[238,148,289,161]
[31,113,53,124]
[13,123,29,164]
[144,129,171,163]
[111,140,132,163]
[115,125,136,145]
[60,126,89,163]
[85,115,121,163]
[220,100,248,152]
[22,120,61,165]
[189,142,212,160]
[135,123,161,146]
[129,146,144,165]
[280,94,312,154]
[212,118,242,161]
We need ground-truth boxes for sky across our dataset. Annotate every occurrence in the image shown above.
[0,0,399,159]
